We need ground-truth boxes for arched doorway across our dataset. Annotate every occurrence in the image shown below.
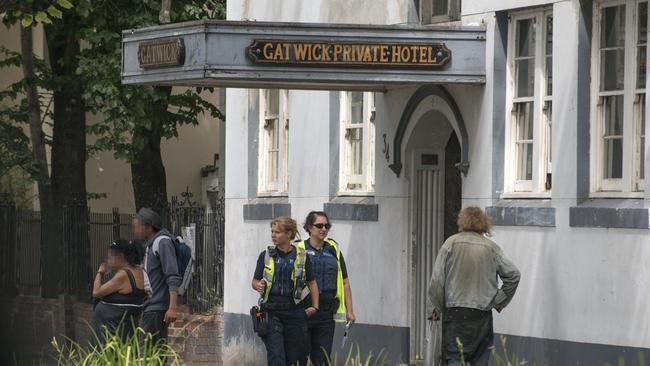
[402,96,464,362]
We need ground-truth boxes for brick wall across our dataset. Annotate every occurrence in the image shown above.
[169,306,224,366]
[0,295,223,365]
[72,301,95,346]
[0,295,65,365]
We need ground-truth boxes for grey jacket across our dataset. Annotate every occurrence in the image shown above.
[426,231,520,314]
[144,229,182,312]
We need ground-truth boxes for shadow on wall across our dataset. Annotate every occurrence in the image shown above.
[223,335,267,366]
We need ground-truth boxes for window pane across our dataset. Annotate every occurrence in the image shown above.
[515,102,534,181]
[640,96,646,180]
[517,143,534,181]
[545,102,553,168]
[545,101,553,190]
[267,119,279,182]
[515,18,535,98]
[602,95,624,179]
[601,50,626,91]
[546,15,553,96]
[516,59,535,97]
[516,19,536,57]
[639,2,648,45]
[638,2,648,89]
[545,15,553,55]
[350,92,363,125]
[432,0,448,17]
[600,5,626,91]
[266,90,279,116]
[601,5,626,48]
[268,151,278,181]
[347,128,363,175]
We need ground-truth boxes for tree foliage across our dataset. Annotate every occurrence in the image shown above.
[79,0,225,163]
[0,46,52,179]
[3,0,77,27]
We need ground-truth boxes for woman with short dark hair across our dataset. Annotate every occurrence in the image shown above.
[297,211,356,365]
[92,239,147,343]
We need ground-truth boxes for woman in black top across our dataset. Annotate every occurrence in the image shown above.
[92,239,147,343]
[300,211,356,365]
[251,216,320,366]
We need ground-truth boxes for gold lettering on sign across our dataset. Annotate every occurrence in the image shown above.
[138,38,185,69]
[247,40,451,68]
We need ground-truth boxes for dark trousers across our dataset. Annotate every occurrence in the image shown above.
[443,307,494,366]
[306,311,335,366]
[91,303,142,345]
[141,310,168,345]
[262,308,310,366]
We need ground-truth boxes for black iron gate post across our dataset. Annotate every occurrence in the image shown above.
[112,208,120,241]
[0,194,18,294]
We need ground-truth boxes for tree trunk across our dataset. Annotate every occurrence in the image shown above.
[20,24,61,299]
[43,21,88,298]
[130,86,171,220]
[159,0,172,24]
[45,23,87,208]
[20,25,52,211]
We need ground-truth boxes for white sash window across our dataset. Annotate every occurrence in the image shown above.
[339,92,375,194]
[505,9,553,195]
[258,89,289,195]
[591,1,647,194]
[421,0,461,24]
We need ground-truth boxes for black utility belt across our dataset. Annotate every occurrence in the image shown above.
[261,302,301,311]
[319,299,339,313]
[298,298,339,312]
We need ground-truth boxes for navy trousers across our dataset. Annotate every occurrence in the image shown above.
[262,308,310,366]
[306,310,336,366]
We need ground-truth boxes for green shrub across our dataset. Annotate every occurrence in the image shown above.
[52,326,182,366]
[312,344,388,366]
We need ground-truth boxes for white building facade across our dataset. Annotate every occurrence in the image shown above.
[220,0,650,364]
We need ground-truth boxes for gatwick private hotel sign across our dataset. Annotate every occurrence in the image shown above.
[247,40,452,68]
[122,21,485,87]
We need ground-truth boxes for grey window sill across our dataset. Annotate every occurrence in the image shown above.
[569,199,649,229]
[486,200,555,227]
[324,196,378,222]
[243,197,291,221]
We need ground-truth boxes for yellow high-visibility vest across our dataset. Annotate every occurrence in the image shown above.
[261,244,308,305]
[296,239,346,322]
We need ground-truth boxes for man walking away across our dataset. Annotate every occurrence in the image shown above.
[427,207,521,366]
[132,208,181,345]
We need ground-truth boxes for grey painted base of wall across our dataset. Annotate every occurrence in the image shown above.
[223,312,409,364]
[494,333,650,366]
[569,203,649,229]
[324,197,379,222]
[224,313,650,365]
[486,204,556,227]
[243,198,291,221]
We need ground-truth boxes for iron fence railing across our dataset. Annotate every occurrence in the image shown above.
[0,192,224,313]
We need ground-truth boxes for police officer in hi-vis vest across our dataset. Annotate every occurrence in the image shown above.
[252,216,320,366]
[297,211,356,366]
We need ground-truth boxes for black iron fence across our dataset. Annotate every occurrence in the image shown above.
[0,192,225,313]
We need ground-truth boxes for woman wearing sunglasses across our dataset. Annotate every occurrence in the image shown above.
[92,239,147,344]
[297,211,356,365]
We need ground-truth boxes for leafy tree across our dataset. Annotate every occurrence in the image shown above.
[79,0,225,212]
[2,0,84,297]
